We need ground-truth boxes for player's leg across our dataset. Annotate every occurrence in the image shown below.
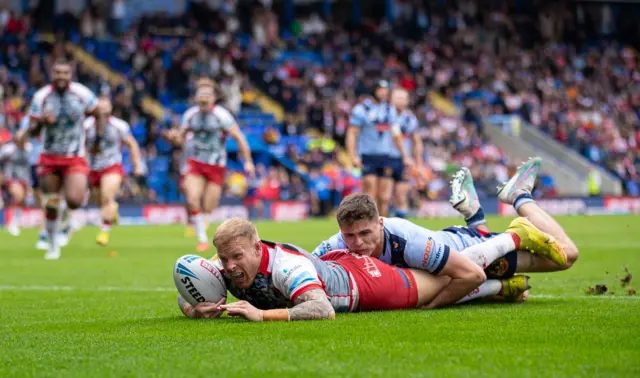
[498,157,578,271]
[96,173,122,246]
[183,173,207,251]
[6,182,26,236]
[449,167,489,233]
[179,176,195,238]
[393,181,410,218]
[360,156,379,208]
[200,182,222,251]
[40,173,64,259]
[377,175,394,218]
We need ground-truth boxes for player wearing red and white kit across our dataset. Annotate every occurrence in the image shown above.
[84,96,143,246]
[16,59,106,260]
[0,141,33,236]
[164,80,254,252]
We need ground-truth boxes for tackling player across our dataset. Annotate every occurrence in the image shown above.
[85,96,143,246]
[164,78,254,252]
[312,191,566,308]
[389,88,423,219]
[16,59,105,259]
[346,80,414,217]
[178,218,517,322]
[0,140,32,236]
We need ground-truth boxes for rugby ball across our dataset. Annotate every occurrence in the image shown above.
[174,255,227,306]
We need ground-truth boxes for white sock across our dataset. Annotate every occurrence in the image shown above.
[460,233,516,269]
[46,211,60,248]
[10,207,22,228]
[193,213,208,243]
[456,280,503,304]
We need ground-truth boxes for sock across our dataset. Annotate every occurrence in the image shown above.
[514,192,534,211]
[39,227,48,239]
[395,208,408,219]
[456,280,503,304]
[9,206,22,228]
[485,252,519,279]
[460,233,519,269]
[59,202,71,233]
[45,210,59,248]
[191,210,208,243]
[102,220,112,232]
[465,207,487,227]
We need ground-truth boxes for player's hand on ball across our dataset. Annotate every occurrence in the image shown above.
[403,156,415,170]
[190,298,226,319]
[220,300,263,322]
[351,155,362,169]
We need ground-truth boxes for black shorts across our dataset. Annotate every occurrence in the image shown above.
[30,165,39,189]
[362,155,404,182]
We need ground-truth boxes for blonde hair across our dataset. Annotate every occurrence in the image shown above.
[213,218,259,249]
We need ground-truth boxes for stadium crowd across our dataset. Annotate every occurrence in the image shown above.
[2,0,640,215]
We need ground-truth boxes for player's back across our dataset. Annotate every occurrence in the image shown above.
[350,98,397,157]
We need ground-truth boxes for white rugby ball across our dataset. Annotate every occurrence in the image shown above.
[174,255,227,306]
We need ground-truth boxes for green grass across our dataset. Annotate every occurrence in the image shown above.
[1,215,640,377]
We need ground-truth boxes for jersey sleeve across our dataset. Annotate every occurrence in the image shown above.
[272,250,324,302]
[113,118,132,140]
[312,232,347,258]
[19,116,30,131]
[213,106,236,132]
[396,219,451,274]
[0,144,15,159]
[28,87,49,120]
[83,116,95,131]
[390,106,402,136]
[349,103,367,128]
[71,83,98,114]
[404,113,419,135]
[180,107,197,130]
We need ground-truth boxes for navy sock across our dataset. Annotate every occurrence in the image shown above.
[465,207,487,227]
[514,193,534,211]
[395,208,408,219]
[484,251,518,279]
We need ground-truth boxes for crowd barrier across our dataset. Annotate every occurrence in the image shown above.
[1,197,638,227]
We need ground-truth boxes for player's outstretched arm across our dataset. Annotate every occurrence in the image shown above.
[288,289,336,321]
[422,250,486,309]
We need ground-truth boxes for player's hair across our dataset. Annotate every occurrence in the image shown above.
[196,77,215,89]
[52,58,71,67]
[336,193,379,226]
[213,218,259,249]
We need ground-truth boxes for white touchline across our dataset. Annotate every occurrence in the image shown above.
[0,286,638,300]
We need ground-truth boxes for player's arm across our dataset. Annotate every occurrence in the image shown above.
[123,135,144,175]
[346,104,364,168]
[227,123,255,178]
[411,130,423,168]
[391,125,413,167]
[421,250,486,309]
[402,221,486,309]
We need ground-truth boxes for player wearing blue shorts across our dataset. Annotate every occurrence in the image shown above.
[346,80,413,217]
[389,88,422,219]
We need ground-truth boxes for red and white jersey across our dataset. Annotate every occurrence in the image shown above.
[28,82,98,157]
[180,105,235,166]
[84,116,131,171]
[0,142,32,183]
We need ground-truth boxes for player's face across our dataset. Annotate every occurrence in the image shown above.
[339,218,384,257]
[392,91,408,110]
[217,238,262,289]
[375,87,389,102]
[52,64,72,91]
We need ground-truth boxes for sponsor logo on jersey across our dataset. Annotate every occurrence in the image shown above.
[422,238,434,268]
[176,263,199,280]
[287,271,316,294]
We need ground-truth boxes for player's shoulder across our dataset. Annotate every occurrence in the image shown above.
[313,232,346,257]
[69,82,95,98]
[210,255,225,273]
[181,106,200,122]
[383,217,422,236]
[32,85,54,102]
[109,116,131,131]
[212,104,233,117]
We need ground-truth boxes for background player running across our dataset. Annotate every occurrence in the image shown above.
[0,139,33,236]
[164,78,254,252]
[346,80,414,217]
[16,59,105,260]
[85,96,144,246]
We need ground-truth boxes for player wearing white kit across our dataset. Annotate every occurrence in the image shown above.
[313,192,568,308]
[164,79,254,252]
[178,218,462,321]
[0,141,33,236]
[16,59,106,259]
[389,88,423,219]
[346,80,414,217]
[85,96,143,246]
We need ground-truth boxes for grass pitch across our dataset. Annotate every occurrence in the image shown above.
[1,215,639,377]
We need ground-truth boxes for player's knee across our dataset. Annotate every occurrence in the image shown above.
[564,242,579,268]
[65,195,84,210]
